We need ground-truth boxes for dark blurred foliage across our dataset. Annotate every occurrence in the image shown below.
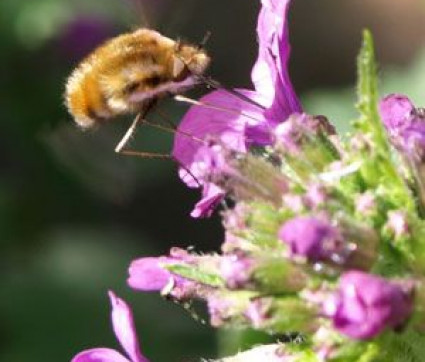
[0,0,424,361]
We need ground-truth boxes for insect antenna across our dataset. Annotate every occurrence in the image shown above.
[197,31,212,50]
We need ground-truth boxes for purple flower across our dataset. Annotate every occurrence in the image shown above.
[128,256,194,299]
[244,298,272,328]
[207,294,237,327]
[128,257,176,291]
[304,183,328,209]
[252,0,302,121]
[386,210,410,239]
[172,0,301,216]
[330,271,413,340]
[220,254,255,289]
[278,216,342,262]
[72,291,149,362]
[190,182,225,218]
[355,191,376,215]
[379,94,425,161]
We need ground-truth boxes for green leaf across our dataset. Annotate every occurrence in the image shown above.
[352,30,414,214]
[165,263,224,287]
[354,29,388,152]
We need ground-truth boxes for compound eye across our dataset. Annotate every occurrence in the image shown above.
[172,55,190,81]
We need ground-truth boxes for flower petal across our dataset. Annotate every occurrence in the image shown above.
[190,183,225,218]
[72,348,130,362]
[127,257,174,292]
[108,291,149,362]
[172,89,268,186]
[379,94,414,130]
[252,0,301,121]
[332,271,413,339]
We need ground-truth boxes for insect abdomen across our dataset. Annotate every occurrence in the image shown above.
[65,64,113,128]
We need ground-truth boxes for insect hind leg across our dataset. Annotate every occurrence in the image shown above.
[114,99,157,153]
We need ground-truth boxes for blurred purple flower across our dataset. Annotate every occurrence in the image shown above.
[355,191,376,215]
[304,183,328,209]
[207,294,236,327]
[278,216,342,262]
[220,254,255,289]
[244,298,271,328]
[330,271,413,340]
[72,291,149,362]
[172,0,301,216]
[386,210,410,239]
[59,16,117,60]
[379,94,425,161]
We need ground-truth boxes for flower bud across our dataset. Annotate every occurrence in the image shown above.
[278,216,342,262]
[127,256,196,300]
[328,271,413,339]
[379,94,425,212]
[385,210,410,239]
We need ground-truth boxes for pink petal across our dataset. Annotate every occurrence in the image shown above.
[172,89,268,186]
[252,0,301,121]
[108,291,149,362]
[190,183,226,218]
[127,257,174,292]
[72,348,130,362]
[379,94,414,130]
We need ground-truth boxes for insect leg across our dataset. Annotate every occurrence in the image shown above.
[118,150,171,159]
[195,75,266,110]
[114,99,157,153]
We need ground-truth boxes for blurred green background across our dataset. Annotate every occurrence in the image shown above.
[1,0,424,361]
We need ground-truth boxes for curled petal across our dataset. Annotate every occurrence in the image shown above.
[190,183,225,218]
[72,348,130,362]
[252,0,301,121]
[108,291,149,362]
[278,216,341,261]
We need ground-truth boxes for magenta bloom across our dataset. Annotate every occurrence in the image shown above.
[72,291,149,362]
[128,256,196,299]
[127,257,178,292]
[220,254,255,289]
[252,0,302,121]
[172,0,301,217]
[330,271,413,340]
[278,216,342,262]
[379,94,425,160]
